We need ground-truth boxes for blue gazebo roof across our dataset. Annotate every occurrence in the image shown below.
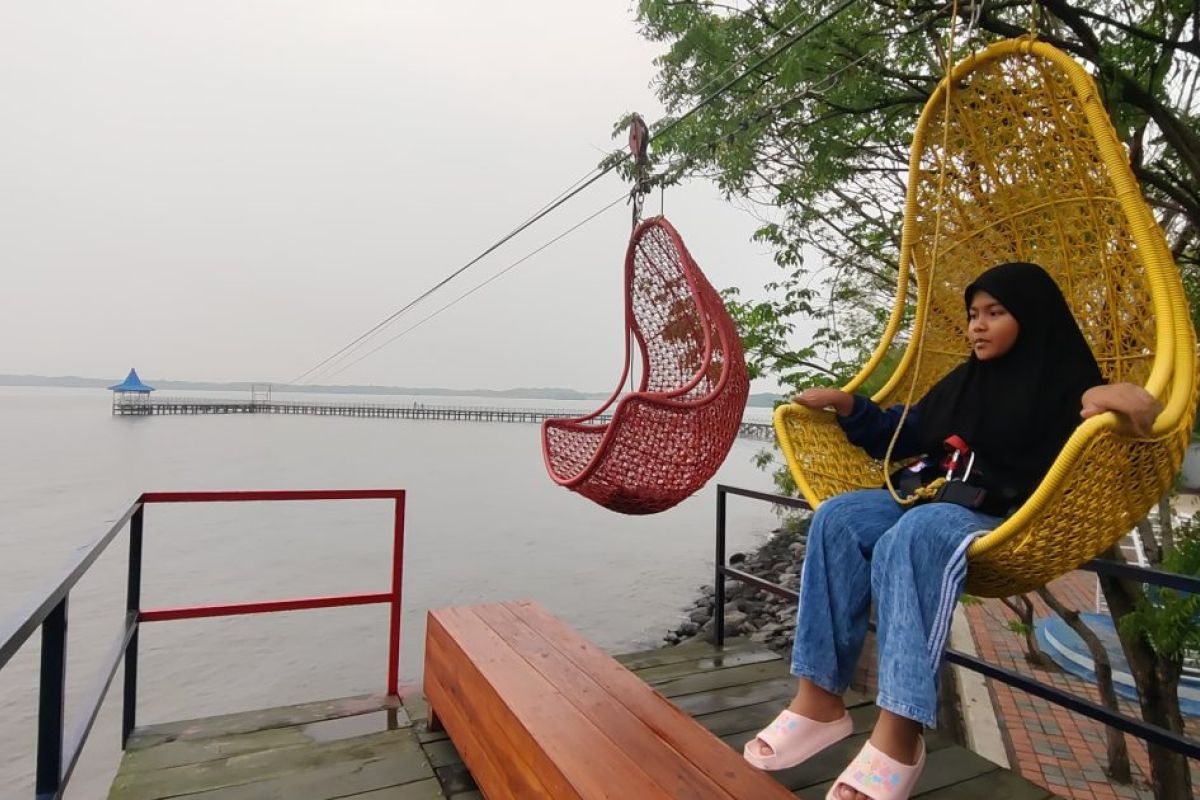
[108,368,155,393]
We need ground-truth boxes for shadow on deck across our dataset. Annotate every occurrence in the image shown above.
[108,638,1056,799]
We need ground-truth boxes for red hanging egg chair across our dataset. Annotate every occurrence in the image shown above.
[542,216,750,514]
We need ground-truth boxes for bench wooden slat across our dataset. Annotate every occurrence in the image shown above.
[471,603,739,800]
[423,664,533,797]
[499,600,796,799]
[428,606,673,799]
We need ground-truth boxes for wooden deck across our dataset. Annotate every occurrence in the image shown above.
[108,638,1056,799]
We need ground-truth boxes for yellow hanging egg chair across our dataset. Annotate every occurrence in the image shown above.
[774,38,1198,598]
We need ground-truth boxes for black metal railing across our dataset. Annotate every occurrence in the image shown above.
[713,483,1200,761]
[0,503,142,799]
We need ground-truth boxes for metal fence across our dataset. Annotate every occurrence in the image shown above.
[713,483,1200,761]
[0,489,406,800]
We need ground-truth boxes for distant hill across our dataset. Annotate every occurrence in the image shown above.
[0,374,784,408]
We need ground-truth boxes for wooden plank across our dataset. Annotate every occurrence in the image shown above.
[339,778,448,799]
[671,675,797,716]
[400,692,450,744]
[615,637,760,670]
[428,606,672,799]
[108,728,425,800]
[421,738,465,770]
[153,752,437,800]
[695,699,879,739]
[671,674,872,717]
[126,694,397,751]
[906,768,1053,799]
[119,726,312,773]
[424,643,549,799]
[472,603,741,800]
[650,660,795,697]
[431,759,479,796]
[719,728,955,794]
[121,708,409,773]
[805,744,1011,798]
[633,648,782,685]
[504,600,797,800]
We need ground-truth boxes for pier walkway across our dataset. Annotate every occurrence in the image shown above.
[107,637,1052,799]
[113,397,777,440]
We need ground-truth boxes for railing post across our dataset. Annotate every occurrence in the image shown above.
[123,505,144,746]
[36,597,68,798]
[387,493,406,696]
[714,486,727,647]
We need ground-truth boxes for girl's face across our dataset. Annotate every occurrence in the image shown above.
[967,289,1019,360]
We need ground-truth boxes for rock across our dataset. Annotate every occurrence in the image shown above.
[737,600,765,615]
[723,610,749,632]
[679,621,699,636]
[689,608,710,624]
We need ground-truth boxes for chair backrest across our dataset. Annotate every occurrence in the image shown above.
[861,40,1187,413]
[626,219,732,402]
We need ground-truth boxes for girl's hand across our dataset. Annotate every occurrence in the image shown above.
[791,388,855,416]
[1080,383,1161,437]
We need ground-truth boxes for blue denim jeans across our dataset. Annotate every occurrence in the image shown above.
[790,489,999,728]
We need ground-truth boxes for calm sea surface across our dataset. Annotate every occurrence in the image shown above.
[0,387,783,797]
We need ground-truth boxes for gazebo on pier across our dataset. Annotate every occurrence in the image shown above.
[109,368,155,414]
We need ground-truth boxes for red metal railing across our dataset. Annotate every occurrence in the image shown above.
[136,490,407,696]
[0,487,407,800]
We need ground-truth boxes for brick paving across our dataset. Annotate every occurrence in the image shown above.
[965,570,1200,799]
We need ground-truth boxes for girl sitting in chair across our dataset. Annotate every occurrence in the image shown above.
[743,262,1159,800]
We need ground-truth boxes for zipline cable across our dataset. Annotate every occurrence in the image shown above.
[307,7,883,382]
[314,194,629,382]
[290,0,860,384]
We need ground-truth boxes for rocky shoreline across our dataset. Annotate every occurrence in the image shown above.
[663,515,811,653]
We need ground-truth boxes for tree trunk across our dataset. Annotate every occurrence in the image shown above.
[1035,586,1131,783]
[1000,594,1057,669]
[1097,546,1193,799]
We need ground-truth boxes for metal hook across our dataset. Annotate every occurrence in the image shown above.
[627,113,651,229]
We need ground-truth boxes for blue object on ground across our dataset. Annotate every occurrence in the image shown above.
[1034,612,1200,717]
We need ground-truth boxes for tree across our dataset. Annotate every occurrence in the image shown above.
[634,0,1199,391]
[632,1,1199,796]
[1100,509,1200,798]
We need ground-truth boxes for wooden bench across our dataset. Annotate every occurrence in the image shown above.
[423,600,799,799]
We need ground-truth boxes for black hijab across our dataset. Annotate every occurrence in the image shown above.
[915,262,1104,514]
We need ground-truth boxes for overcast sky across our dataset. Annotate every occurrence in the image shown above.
[0,2,805,393]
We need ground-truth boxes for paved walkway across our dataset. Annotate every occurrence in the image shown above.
[965,569,1199,799]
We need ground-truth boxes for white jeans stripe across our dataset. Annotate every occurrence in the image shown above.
[926,532,980,668]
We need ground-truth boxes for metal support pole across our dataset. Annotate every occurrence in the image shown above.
[387,494,406,696]
[36,597,68,798]
[123,506,144,746]
[714,488,727,647]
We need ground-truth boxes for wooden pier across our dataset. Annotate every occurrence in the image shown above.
[112,397,777,440]
[108,637,1053,799]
